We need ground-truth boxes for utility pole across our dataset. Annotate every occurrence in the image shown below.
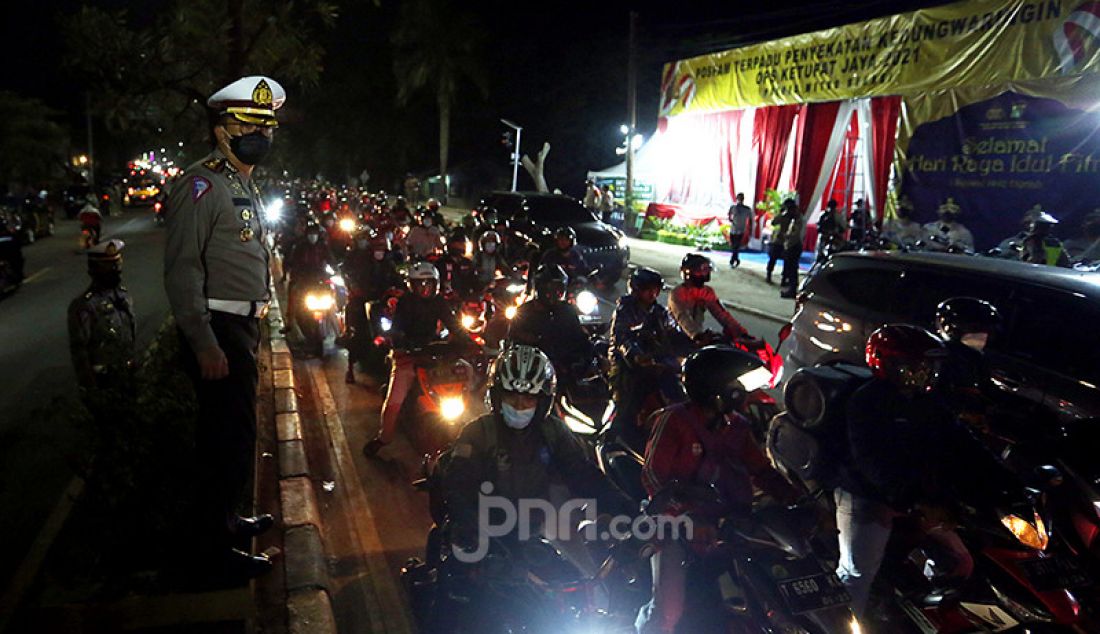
[86,92,95,188]
[626,11,638,228]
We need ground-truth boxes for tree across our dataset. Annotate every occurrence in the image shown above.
[0,92,69,190]
[60,1,339,157]
[392,0,488,194]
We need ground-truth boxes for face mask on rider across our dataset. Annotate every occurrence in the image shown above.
[308,234,319,244]
[423,218,432,227]
[357,239,369,249]
[227,130,272,166]
[483,242,497,254]
[960,332,989,351]
[373,250,386,261]
[501,401,537,429]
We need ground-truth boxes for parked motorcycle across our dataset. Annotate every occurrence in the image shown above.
[767,364,1085,633]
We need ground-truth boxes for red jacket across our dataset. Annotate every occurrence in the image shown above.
[642,401,795,518]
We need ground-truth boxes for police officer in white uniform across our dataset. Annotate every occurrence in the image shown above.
[164,76,284,577]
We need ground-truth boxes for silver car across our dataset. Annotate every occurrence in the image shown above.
[785,251,1100,420]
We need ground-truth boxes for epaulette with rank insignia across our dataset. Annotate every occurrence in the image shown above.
[203,157,228,173]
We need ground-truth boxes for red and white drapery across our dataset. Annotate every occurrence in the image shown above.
[642,96,902,246]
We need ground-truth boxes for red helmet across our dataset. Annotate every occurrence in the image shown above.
[865,324,947,392]
[426,198,441,211]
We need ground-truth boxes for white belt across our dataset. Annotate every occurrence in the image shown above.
[207,298,270,319]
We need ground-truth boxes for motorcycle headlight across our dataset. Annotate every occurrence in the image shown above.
[266,199,283,221]
[440,396,465,422]
[379,316,392,332]
[504,305,517,320]
[736,366,774,393]
[1000,511,1048,551]
[461,314,476,330]
[506,283,527,294]
[338,217,356,233]
[305,293,335,312]
[575,290,598,315]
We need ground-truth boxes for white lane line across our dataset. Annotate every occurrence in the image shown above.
[21,267,51,285]
[307,362,413,634]
[0,475,84,633]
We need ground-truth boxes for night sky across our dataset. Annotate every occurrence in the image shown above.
[3,0,948,197]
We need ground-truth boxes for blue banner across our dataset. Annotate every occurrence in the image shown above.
[900,91,1100,249]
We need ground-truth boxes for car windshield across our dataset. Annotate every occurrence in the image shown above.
[524,198,594,224]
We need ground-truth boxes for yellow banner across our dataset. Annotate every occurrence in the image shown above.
[660,0,1100,116]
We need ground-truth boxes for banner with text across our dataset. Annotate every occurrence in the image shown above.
[899,91,1100,249]
[660,0,1100,117]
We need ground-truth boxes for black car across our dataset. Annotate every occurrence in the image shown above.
[0,196,54,245]
[785,251,1100,421]
[479,191,629,283]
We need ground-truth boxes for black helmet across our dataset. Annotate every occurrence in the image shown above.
[628,266,664,294]
[532,264,568,301]
[553,226,577,248]
[680,253,712,285]
[487,344,557,423]
[935,297,1001,342]
[682,346,769,414]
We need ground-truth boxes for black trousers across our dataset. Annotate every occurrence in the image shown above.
[766,242,783,275]
[180,311,260,547]
[728,233,744,263]
[781,245,801,290]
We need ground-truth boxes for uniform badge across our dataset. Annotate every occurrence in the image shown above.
[240,226,254,242]
[252,79,274,106]
[231,181,246,196]
[192,176,212,201]
[240,209,253,221]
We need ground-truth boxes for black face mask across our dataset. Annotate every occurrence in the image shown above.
[229,131,272,166]
[93,270,122,289]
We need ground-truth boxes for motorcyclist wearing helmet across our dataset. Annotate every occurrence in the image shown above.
[637,346,799,634]
[432,228,478,298]
[935,297,1000,411]
[539,226,589,281]
[441,344,634,583]
[668,253,752,344]
[507,264,595,383]
[363,261,468,457]
[1020,210,1070,267]
[284,223,336,338]
[406,207,444,258]
[608,267,695,450]
[922,197,975,250]
[835,324,1013,617]
[341,230,403,383]
[472,230,508,287]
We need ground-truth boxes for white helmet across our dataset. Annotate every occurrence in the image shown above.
[407,261,440,282]
[492,344,556,396]
[478,230,501,247]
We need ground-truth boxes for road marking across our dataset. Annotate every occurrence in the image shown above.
[0,475,84,633]
[307,362,414,634]
[21,267,51,284]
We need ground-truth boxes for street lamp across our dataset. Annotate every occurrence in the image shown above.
[501,118,523,192]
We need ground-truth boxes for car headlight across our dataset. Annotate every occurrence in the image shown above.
[504,305,517,320]
[305,293,335,312]
[460,314,476,330]
[439,396,465,422]
[338,217,356,233]
[575,290,598,315]
[1000,511,1048,550]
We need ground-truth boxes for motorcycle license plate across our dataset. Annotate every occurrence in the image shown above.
[776,572,850,614]
[1019,556,1090,591]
